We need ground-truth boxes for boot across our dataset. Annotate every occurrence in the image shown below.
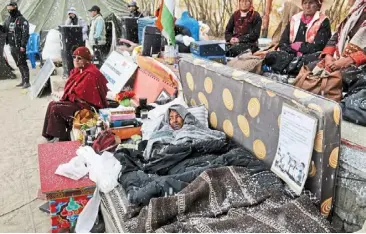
[16,82,24,87]
[22,82,31,89]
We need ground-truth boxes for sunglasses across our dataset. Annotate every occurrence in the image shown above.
[72,55,83,61]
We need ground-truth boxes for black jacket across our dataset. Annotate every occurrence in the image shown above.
[225,10,262,44]
[0,10,29,48]
[279,18,331,55]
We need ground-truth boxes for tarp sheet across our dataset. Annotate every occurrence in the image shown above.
[0,0,129,32]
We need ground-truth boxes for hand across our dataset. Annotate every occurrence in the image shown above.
[230,37,239,44]
[328,57,354,72]
[324,54,335,67]
[20,47,25,52]
[290,42,302,52]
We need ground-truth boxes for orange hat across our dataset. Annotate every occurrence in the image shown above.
[73,47,92,61]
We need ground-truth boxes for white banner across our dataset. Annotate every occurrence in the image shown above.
[100,51,138,94]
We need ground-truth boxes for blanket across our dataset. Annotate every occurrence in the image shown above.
[102,166,334,233]
[116,139,261,205]
[143,104,226,160]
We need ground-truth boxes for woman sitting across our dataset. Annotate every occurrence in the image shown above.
[319,0,366,125]
[320,0,366,74]
[225,0,262,57]
[42,47,108,142]
[264,0,332,75]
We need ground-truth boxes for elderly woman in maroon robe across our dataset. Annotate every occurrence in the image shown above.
[42,46,108,142]
[225,0,262,57]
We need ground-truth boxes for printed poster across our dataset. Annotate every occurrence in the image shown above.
[100,51,138,94]
[271,105,318,195]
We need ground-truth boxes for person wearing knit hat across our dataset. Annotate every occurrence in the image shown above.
[128,1,144,18]
[225,0,262,57]
[72,46,92,62]
[42,46,108,142]
[64,7,88,42]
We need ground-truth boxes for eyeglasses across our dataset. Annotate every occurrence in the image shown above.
[72,55,83,61]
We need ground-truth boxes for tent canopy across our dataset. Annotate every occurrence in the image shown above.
[0,0,129,32]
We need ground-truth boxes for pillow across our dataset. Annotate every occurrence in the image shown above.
[148,95,188,120]
[188,105,209,128]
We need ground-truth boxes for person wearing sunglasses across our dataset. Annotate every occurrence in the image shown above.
[42,47,109,143]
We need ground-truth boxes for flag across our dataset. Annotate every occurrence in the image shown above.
[156,0,176,45]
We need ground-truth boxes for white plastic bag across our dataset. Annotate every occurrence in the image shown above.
[42,29,62,61]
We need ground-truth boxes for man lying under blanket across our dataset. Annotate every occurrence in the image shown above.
[108,104,335,232]
[115,104,266,205]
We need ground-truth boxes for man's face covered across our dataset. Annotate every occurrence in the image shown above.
[7,6,17,17]
[169,110,184,130]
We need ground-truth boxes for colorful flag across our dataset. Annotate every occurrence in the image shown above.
[156,0,176,45]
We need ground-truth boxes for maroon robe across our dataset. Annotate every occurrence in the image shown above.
[42,63,108,140]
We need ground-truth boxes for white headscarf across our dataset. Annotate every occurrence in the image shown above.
[338,0,366,55]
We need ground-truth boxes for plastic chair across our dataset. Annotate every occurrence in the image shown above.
[26,33,42,69]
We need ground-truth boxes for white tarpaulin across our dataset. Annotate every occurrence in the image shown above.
[0,0,129,32]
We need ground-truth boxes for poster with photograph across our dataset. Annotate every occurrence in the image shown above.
[271,105,318,195]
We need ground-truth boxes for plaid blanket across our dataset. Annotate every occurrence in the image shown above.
[101,166,334,233]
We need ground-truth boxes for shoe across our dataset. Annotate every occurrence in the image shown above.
[48,137,60,143]
[22,83,31,89]
[16,82,24,87]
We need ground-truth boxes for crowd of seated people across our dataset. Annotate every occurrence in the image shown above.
[226,0,365,77]
[225,0,366,124]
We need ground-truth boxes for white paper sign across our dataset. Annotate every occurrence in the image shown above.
[271,105,317,195]
[100,51,138,94]
[29,58,56,99]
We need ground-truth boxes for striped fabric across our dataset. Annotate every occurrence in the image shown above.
[188,105,208,128]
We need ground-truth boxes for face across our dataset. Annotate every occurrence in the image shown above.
[73,55,89,69]
[89,10,97,17]
[69,13,76,18]
[239,0,252,11]
[302,0,320,16]
[129,6,137,12]
[7,5,16,13]
[169,110,184,130]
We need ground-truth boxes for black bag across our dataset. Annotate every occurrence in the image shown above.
[341,89,366,126]
[264,51,294,74]
[286,52,321,75]
[341,65,365,92]
[286,56,303,75]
